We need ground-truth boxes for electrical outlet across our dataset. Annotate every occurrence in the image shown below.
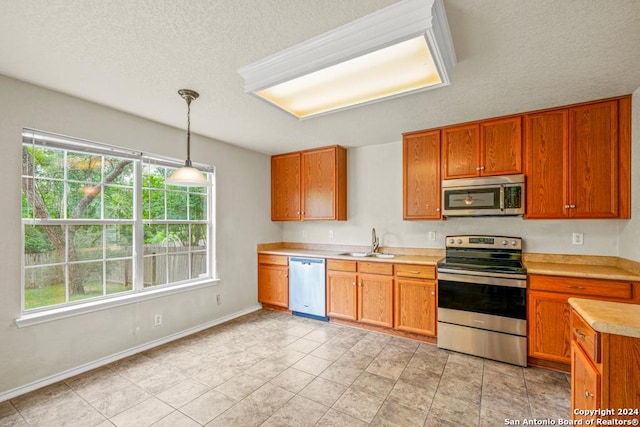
[153,314,162,327]
[572,233,584,245]
[329,230,334,239]
[216,294,221,305]
[428,231,436,241]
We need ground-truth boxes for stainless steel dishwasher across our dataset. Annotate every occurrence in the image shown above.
[288,257,327,321]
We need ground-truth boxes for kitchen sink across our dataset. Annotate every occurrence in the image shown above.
[338,252,396,259]
[340,252,372,257]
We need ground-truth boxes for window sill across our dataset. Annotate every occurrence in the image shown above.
[15,278,220,328]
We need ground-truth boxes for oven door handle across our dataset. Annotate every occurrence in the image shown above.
[437,272,527,289]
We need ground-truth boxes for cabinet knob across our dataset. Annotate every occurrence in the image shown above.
[431,291,435,296]
[352,282,356,287]
[575,329,585,339]
[584,390,594,398]
[570,204,576,209]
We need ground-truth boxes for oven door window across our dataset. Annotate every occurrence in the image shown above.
[438,279,526,320]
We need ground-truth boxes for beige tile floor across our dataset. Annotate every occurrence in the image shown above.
[0,310,571,426]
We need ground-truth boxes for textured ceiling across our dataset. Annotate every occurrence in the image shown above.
[1,0,640,155]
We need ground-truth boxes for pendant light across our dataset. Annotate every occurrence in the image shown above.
[166,89,210,187]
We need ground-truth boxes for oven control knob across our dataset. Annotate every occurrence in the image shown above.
[448,239,454,244]
[501,240,508,245]
[511,240,517,246]
[456,239,462,244]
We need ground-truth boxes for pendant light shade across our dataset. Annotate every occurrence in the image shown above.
[167,89,210,187]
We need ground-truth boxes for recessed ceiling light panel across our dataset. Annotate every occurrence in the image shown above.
[238,0,456,119]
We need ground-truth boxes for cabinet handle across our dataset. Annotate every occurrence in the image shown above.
[352,282,356,287]
[436,208,441,212]
[575,329,585,339]
[571,204,576,208]
[584,390,594,398]
[409,271,420,274]
[567,285,585,290]
[476,166,485,171]
[431,291,436,296]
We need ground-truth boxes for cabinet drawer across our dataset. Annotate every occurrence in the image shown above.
[359,262,393,275]
[258,254,289,266]
[529,275,633,299]
[327,259,357,272]
[395,264,436,280]
[571,309,600,363]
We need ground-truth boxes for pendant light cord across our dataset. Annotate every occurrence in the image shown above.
[186,97,192,166]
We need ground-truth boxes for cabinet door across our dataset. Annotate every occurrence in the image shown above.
[403,131,441,219]
[394,278,436,336]
[525,110,569,218]
[271,153,301,221]
[571,341,601,422]
[358,274,393,328]
[528,291,572,363]
[258,265,289,308]
[569,101,618,218]
[480,116,522,176]
[302,147,347,220]
[442,124,479,179]
[327,270,357,321]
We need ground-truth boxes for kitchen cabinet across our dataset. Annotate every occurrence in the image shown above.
[402,130,441,219]
[271,152,301,221]
[527,274,637,366]
[271,145,347,221]
[326,260,393,328]
[257,254,289,308]
[442,116,522,179]
[525,97,631,219]
[394,264,437,336]
[570,307,640,423]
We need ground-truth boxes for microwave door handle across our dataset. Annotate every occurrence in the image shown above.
[500,186,505,210]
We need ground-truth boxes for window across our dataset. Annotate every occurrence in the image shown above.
[21,129,215,313]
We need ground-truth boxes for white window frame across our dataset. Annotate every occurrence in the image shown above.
[17,129,218,327]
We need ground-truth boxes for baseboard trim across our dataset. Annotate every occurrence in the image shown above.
[0,304,262,403]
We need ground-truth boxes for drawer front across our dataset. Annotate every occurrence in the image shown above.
[258,254,289,266]
[571,309,600,363]
[529,275,633,299]
[359,261,393,275]
[327,259,357,272]
[395,264,436,280]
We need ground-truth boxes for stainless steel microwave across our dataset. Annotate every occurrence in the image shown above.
[441,174,525,217]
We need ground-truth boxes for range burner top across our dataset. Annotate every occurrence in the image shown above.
[437,235,526,278]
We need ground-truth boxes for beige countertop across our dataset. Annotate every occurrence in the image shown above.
[569,298,640,338]
[524,261,640,281]
[258,243,640,279]
[258,247,443,266]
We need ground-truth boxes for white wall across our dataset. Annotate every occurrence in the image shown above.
[283,101,639,259]
[0,75,281,396]
[618,88,640,261]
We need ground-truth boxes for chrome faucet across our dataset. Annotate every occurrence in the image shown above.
[371,228,379,254]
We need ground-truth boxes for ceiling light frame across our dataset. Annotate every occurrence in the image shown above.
[238,0,456,119]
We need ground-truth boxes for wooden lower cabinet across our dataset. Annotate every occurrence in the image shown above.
[257,254,289,308]
[326,260,393,328]
[528,274,638,367]
[394,264,437,337]
[326,269,357,321]
[571,341,601,423]
[570,308,640,423]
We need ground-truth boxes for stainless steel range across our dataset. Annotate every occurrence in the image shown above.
[437,235,527,366]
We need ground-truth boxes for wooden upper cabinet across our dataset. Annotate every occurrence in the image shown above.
[271,145,347,221]
[403,130,441,219]
[526,97,629,219]
[442,117,522,179]
[442,124,479,179]
[480,116,522,176]
[569,101,618,218]
[525,110,569,218]
[271,152,301,221]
